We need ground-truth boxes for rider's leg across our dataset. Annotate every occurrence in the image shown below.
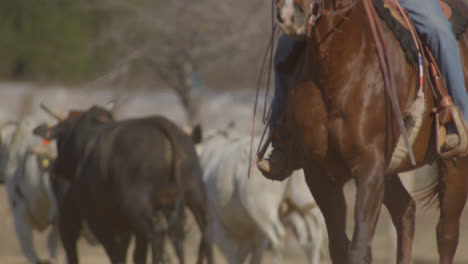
[269,34,297,140]
[399,0,468,128]
[258,34,300,177]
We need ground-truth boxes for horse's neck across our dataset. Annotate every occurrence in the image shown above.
[304,1,369,78]
[315,1,373,53]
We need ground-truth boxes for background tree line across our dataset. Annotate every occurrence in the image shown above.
[0,0,271,91]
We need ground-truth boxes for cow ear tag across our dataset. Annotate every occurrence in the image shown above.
[42,158,50,169]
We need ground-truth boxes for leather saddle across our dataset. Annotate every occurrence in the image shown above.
[376,0,468,158]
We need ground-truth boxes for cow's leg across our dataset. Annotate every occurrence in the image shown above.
[58,209,81,264]
[166,205,185,264]
[292,211,325,264]
[383,174,415,264]
[249,238,268,264]
[271,247,283,264]
[95,229,127,264]
[209,218,245,264]
[47,224,60,260]
[133,233,148,264]
[150,213,166,264]
[308,212,326,264]
[117,232,131,261]
[12,200,41,263]
[303,166,349,264]
[348,159,385,264]
[125,199,165,264]
[437,159,468,264]
[256,216,285,252]
[186,191,213,264]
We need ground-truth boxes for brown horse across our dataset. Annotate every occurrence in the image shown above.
[269,0,468,263]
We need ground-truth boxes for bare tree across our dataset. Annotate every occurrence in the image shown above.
[86,0,271,125]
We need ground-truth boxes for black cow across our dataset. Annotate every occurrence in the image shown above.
[33,105,212,264]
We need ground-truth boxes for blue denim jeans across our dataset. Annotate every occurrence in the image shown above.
[269,34,298,133]
[270,0,468,133]
[399,0,468,121]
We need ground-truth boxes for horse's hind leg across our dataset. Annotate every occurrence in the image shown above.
[437,159,468,264]
[383,174,416,264]
[303,166,349,264]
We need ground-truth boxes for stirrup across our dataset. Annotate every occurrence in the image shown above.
[257,148,291,181]
[436,106,468,158]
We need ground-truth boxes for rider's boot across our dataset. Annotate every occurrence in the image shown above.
[257,130,291,181]
[442,107,468,155]
[444,133,459,150]
[257,146,289,181]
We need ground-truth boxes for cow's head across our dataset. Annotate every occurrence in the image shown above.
[34,103,114,141]
[34,104,114,159]
[33,104,115,205]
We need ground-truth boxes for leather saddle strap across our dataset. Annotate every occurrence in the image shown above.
[363,0,416,165]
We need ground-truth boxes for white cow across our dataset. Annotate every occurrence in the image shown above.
[0,116,59,264]
[198,129,325,264]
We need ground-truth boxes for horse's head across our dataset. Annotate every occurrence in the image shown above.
[275,0,315,36]
[276,0,358,37]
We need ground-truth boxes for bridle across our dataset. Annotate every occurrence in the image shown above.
[305,0,359,36]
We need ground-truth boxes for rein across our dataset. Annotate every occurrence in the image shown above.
[362,0,416,165]
[307,0,359,36]
[249,1,278,178]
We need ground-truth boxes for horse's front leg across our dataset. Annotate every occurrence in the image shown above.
[437,159,468,264]
[348,157,385,264]
[383,174,416,264]
[303,166,349,264]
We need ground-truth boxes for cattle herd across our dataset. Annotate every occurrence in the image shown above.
[0,102,326,264]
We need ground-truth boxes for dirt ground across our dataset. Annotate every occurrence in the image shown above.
[1,167,468,264]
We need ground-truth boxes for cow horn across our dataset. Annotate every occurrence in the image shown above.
[40,102,64,121]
